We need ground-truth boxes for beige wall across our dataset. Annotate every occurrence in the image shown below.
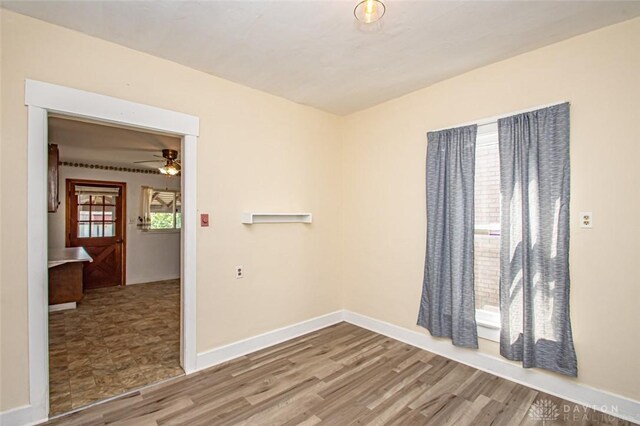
[341,17,640,401]
[1,7,639,414]
[0,10,343,410]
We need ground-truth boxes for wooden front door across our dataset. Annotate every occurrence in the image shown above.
[66,179,126,289]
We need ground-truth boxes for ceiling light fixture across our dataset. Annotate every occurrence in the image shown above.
[155,149,181,176]
[159,162,180,176]
[354,0,385,24]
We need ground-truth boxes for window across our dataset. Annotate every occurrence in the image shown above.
[474,123,501,338]
[75,185,119,238]
[141,187,181,231]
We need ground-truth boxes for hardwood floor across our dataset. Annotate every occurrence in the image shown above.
[46,322,633,425]
[48,280,183,415]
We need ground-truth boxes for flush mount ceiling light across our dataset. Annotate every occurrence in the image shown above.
[354,0,385,24]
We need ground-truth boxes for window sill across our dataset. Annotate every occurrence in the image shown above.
[476,309,500,342]
[140,229,181,234]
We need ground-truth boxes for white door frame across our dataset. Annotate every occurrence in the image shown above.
[25,79,199,420]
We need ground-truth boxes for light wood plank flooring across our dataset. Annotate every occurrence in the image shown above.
[48,280,183,415]
[46,322,633,425]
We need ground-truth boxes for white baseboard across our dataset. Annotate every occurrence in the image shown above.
[126,277,180,285]
[48,302,76,312]
[0,404,46,426]
[196,310,344,371]
[5,308,637,425]
[343,310,640,424]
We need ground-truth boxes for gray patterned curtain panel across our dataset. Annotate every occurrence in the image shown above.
[418,124,479,349]
[498,103,578,376]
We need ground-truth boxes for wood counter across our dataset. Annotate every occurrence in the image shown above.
[48,247,93,307]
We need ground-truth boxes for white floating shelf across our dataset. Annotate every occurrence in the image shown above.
[241,212,312,224]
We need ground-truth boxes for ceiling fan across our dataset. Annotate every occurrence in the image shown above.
[134,149,181,176]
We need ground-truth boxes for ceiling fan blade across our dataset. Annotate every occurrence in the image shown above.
[133,160,164,164]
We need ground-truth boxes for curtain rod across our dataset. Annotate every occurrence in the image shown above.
[429,101,569,133]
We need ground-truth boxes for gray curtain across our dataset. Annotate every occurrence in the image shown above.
[418,125,478,349]
[498,103,577,376]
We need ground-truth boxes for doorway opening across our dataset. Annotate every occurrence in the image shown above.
[47,119,185,415]
[26,79,198,422]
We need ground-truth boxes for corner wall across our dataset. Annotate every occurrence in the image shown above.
[340,17,640,401]
[0,10,343,411]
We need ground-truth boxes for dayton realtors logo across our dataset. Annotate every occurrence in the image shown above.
[528,399,560,423]
[528,398,620,424]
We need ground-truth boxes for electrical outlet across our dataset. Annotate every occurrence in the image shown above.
[236,265,244,279]
[579,212,593,229]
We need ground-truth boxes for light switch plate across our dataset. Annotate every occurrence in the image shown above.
[200,213,209,227]
[579,212,593,228]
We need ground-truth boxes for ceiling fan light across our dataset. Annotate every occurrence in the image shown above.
[159,162,179,176]
[354,0,385,24]
[162,149,179,161]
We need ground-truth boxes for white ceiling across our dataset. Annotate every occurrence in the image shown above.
[49,116,181,170]
[5,1,640,115]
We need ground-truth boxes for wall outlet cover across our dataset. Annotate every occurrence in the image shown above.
[579,212,593,228]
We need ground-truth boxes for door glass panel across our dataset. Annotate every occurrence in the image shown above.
[91,223,103,237]
[103,206,116,221]
[103,195,116,205]
[78,205,91,221]
[91,205,104,221]
[104,222,115,237]
[91,195,104,205]
[78,222,90,238]
[78,194,91,205]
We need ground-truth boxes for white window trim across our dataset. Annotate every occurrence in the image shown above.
[430,101,567,133]
[476,309,501,342]
[143,228,181,234]
[146,188,182,232]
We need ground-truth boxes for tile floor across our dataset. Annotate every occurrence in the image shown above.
[48,279,183,415]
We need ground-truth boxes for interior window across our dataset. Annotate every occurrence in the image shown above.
[149,189,181,231]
